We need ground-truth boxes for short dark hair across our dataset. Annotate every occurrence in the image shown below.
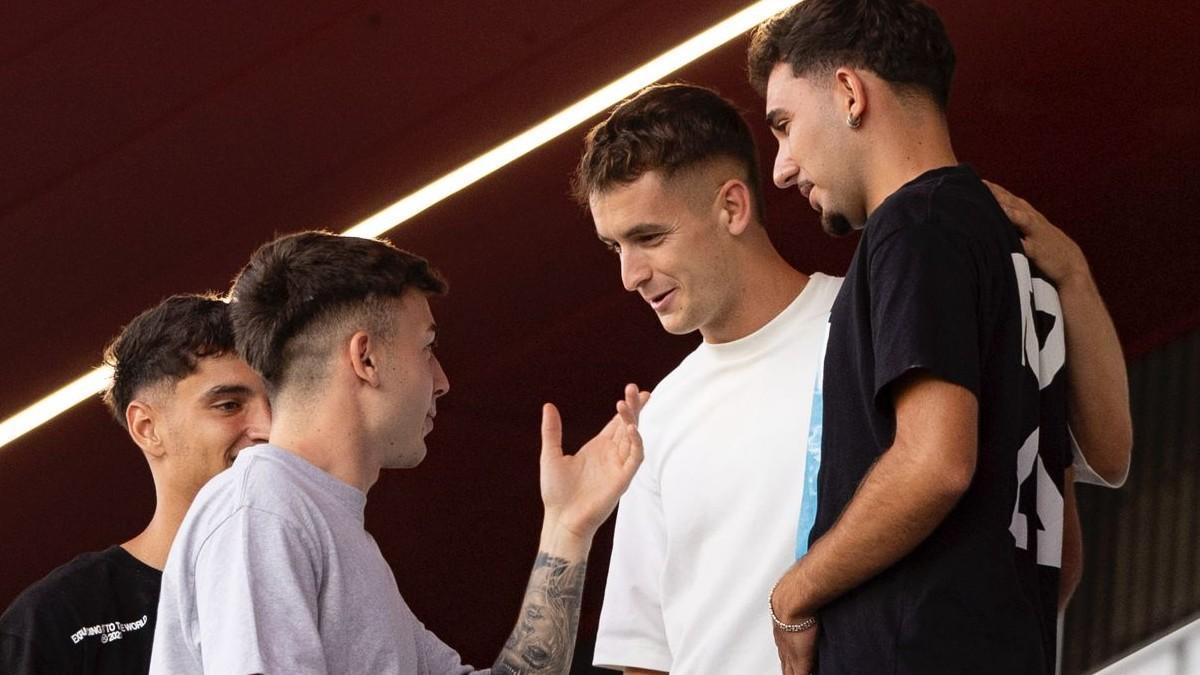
[102,294,235,429]
[572,83,765,217]
[747,0,956,109]
[229,231,446,395]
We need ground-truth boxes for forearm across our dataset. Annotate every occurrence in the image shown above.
[775,442,968,622]
[492,521,590,674]
[1059,271,1132,484]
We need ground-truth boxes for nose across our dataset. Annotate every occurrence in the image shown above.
[773,140,799,189]
[432,354,450,399]
[245,398,271,444]
[619,249,651,292]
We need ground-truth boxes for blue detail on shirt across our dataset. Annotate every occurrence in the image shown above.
[796,320,830,559]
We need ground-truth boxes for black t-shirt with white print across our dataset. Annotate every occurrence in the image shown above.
[810,165,1070,674]
[0,546,161,674]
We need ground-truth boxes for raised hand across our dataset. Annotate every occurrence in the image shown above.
[985,180,1090,287]
[539,384,649,542]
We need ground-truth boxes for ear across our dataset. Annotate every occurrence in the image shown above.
[126,400,166,459]
[716,178,755,236]
[834,67,868,127]
[348,330,381,387]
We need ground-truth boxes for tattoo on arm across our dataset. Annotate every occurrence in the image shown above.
[493,552,586,674]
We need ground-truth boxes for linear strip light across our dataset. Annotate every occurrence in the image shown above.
[0,0,799,451]
[0,366,114,449]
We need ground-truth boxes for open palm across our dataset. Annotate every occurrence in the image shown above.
[539,385,648,540]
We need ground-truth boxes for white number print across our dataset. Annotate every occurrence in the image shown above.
[1008,254,1066,567]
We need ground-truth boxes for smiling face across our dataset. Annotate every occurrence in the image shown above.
[147,353,271,499]
[765,63,868,236]
[590,168,741,341]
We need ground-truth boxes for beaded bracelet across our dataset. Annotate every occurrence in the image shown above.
[768,579,818,633]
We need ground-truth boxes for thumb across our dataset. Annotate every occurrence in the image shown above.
[541,402,563,461]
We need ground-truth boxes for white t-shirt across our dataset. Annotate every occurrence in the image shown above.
[150,444,482,675]
[594,274,842,674]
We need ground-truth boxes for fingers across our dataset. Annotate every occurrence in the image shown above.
[983,179,1013,202]
[983,179,1027,211]
[616,401,634,428]
[540,403,563,461]
[623,422,644,468]
[616,383,651,426]
[993,201,1043,242]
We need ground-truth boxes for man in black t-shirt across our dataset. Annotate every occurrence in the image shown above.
[746,2,1131,674]
[0,295,270,674]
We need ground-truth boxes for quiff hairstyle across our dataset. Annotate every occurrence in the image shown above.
[101,293,235,429]
[229,231,446,397]
[572,83,766,218]
[747,0,957,109]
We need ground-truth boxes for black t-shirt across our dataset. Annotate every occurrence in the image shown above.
[811,165,1071,674]
[0,546,162,674]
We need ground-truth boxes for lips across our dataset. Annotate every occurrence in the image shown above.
[799,182,820,212]
[647,288,676,313]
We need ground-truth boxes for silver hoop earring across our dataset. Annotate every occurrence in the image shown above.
[847,113,862,129]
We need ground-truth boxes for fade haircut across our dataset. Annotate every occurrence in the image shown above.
[102,294,235,429]
[229,231,446,398]
[572,83,765,218]
[747,0,956,109]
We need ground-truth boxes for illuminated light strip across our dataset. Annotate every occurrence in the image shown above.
[0,0,799,451]
[344,0,799,237]
[0,366,114,449]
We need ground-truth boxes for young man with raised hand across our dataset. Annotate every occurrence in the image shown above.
[149,231,646,674]
[748,1,1131,673]
[0,294,271,674]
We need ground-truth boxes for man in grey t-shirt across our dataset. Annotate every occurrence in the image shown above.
[151,231,647,674]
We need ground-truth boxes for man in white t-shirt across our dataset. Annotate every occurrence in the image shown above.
[574,83,1129,674]
[575,83,837,675]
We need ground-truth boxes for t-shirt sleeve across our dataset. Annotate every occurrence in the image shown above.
[412,621,486,674]
[592,465,672,672]
[0,589,72,675]
[194,506,329,674]
[0,630,63,675]
[869,221,982,405]
[1069,427,1128,488]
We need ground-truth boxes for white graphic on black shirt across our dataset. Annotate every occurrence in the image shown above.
[69,614,149,645]
[1008,253,1066,568]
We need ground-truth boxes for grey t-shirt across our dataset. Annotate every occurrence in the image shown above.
[150,444,485,674]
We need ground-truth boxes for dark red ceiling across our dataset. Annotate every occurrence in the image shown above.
[2,0,1197,667]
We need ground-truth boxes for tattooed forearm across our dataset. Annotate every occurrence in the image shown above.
[493,552,587,675]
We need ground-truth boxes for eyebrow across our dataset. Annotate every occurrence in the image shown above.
[201,384,255,399]
[597,222,669,245]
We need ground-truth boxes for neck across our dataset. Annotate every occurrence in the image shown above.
[863,113,958,217]
[122,488,193,570]
[269,391,377,494]
[701,238,808,344]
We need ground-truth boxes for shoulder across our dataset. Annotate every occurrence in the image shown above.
[188,447,306,522]
[0,549,113,628]
[803,273,843,312]
[640,342,709,424]
[869,168,1004,246]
